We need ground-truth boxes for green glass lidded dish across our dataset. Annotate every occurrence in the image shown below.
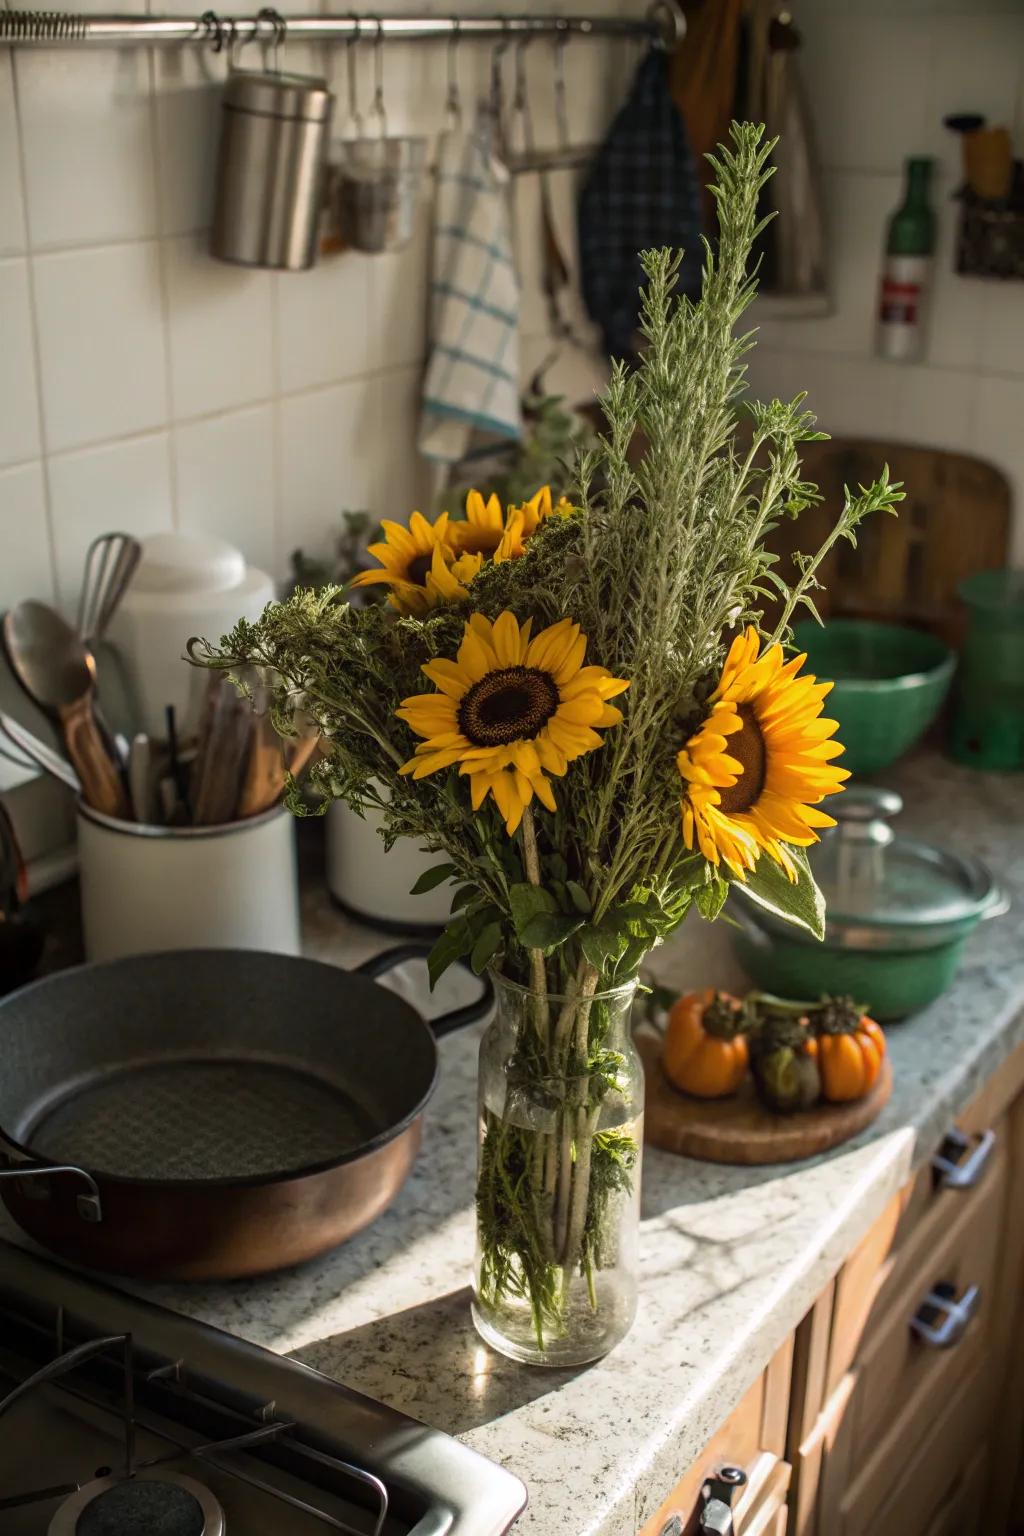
[732,787,1006,1020]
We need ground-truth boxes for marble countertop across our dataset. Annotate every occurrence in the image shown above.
[10,755,1024,1535]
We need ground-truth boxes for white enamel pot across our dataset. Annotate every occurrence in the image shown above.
[78,803,301,963]
[326,799,454,932]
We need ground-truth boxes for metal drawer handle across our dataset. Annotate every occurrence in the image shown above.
[911,1281,980,1348]
[931,1127,995,1190]
[696,1466,748,1536]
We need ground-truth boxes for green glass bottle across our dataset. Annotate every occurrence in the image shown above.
[877,157,936,362]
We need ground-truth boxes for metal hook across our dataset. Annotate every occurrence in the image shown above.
[443,16,461,131]
[370,14,387,137]
[489,16,512,121]
[256,6,285,72]
[510,34,533,157]
[645,0,684,51]
[344,10,364,138]
[200,9,225,54]
[554,25,570,151]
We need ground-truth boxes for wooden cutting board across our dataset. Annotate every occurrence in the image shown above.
[765,439,1010,649]
[637,1029,893,1166]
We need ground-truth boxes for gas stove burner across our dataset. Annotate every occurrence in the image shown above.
[48,1472,225,1536]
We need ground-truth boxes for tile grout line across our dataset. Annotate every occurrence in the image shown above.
[146,42,180,532]
[270,272,285,576]
[8,48,60,605]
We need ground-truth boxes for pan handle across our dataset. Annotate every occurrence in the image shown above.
[0,1134,103,1221]
[355,943,494,1038]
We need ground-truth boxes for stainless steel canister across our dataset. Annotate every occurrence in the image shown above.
[211,69,334,272]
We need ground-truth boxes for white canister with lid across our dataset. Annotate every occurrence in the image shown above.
[106,532,275,741]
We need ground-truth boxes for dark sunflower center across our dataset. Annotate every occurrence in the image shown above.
[455,528,502,556]
[406,553,434,587]
[717,704,766,815]
[458,666,559,746]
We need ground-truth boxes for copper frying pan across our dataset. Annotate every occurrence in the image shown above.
[0,945,490,1280]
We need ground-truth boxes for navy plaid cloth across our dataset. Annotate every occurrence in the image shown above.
[578,48,704,359]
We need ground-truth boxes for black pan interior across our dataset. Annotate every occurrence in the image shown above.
[0,950,439,1183]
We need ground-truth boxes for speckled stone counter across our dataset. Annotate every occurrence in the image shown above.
[10,756,1024,1535]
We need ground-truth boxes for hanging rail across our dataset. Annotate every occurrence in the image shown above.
[0,5,682,48]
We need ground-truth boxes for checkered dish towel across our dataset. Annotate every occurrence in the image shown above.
[418,110,521,464]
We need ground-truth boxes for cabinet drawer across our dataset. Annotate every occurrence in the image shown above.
[854,1367,991,1536]
[820,1141,1005,1532]
[827,1109,1007,1396]
[920,1444,987,1536]
[818,1347,992,1536]
[637,1340,792,1536]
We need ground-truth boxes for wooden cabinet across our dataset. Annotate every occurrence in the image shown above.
[640,1039,1024,1536]
[636,1339,793,1536]
[794,1037,1024,1536]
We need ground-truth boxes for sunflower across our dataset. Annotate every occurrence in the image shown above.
[450,490,515,560]
[350,511,455,616]
[397,611,629,835]
[677,626,849,881]
[424,546,484,604]
[495,485,574,562]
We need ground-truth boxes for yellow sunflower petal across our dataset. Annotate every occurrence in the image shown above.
[679,626,848,875]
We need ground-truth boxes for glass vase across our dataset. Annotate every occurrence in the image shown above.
[472,971,644,1367]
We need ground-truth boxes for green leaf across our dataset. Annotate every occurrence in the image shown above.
[580,921,629,973]
[738,847,826,941]
[427,918,474,988]
[695,876,729,922]
[449,884,478,913]
[566,880,592,915]
[519,911,585,952]
[409,863,457,895]
[470,921,502,975]
[508,882,558,941]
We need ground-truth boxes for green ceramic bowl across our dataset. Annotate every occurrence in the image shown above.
[793,620,955,775]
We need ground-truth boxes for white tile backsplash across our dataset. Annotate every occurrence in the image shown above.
[47,432,173,610]
[367,210,431,372]
[891,363,979,452]
[0,461,54,608]
[801,15,932,174]
[174,405,276,574]
[14,49,157,249]
[2,0,1024,646]
[0,259,41,468]
[33,241,168,451]
[0,53,26,257]
[163,233,274,419]
[924,15,1024,180]
[278,380,377,565]
[153,50,224,238]
[276,249,373,394]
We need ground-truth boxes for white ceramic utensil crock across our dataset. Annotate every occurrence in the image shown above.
[78,803,301,962]
[326,798,453,931]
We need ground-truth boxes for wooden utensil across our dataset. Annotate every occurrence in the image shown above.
[236,710,286,819]
[190,676,251,826]
[1,602,129,818]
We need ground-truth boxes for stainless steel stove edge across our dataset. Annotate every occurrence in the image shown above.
[0,1239,528,1535]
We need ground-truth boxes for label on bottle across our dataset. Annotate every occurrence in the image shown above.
[877,255,931,362]
[880,276,922,324]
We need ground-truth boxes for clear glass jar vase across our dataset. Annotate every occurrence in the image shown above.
[472,972,644,1366]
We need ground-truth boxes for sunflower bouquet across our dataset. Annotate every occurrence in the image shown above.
[191,124,900,1363]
